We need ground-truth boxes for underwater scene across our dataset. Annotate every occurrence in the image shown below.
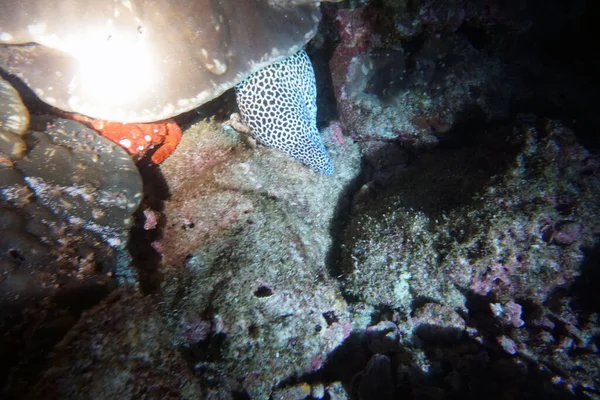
[0,0,599,398]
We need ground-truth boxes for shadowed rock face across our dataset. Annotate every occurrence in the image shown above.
[0,0,322,123]
[1,76,143,394]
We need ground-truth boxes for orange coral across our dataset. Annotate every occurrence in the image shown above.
[66,114,182,164]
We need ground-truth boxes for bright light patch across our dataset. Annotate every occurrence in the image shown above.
[70,30,156,108]
[32,26,157,112]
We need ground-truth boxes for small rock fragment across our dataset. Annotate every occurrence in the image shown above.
[365,320,400,353]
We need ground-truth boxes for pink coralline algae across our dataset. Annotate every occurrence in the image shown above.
[329,122,347,145]
[471,262,520,297]
[490,300,525,328]
[143,208,159,230]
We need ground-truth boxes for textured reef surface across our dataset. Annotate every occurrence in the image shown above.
[0,76,143,396]
[1,0,600,399]
[155,119,359,398]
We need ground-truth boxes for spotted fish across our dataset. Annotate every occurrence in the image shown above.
[235,50,334,175]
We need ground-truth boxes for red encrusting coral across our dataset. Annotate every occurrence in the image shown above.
[65,113,182,164]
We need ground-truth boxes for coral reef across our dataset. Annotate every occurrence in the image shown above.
[1,76,143,277]
[65,114,183,164]
[29,285,204,399]
[0,0,324,122]
[154,118,360,398]
[1,0,599,398]
[342,118,599,308]
[338,118,600,396]
[0,77,143,397]
[328,6,513,149]
[17,117,142,247]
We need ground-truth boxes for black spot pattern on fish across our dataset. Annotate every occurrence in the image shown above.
[235,50,334,175]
